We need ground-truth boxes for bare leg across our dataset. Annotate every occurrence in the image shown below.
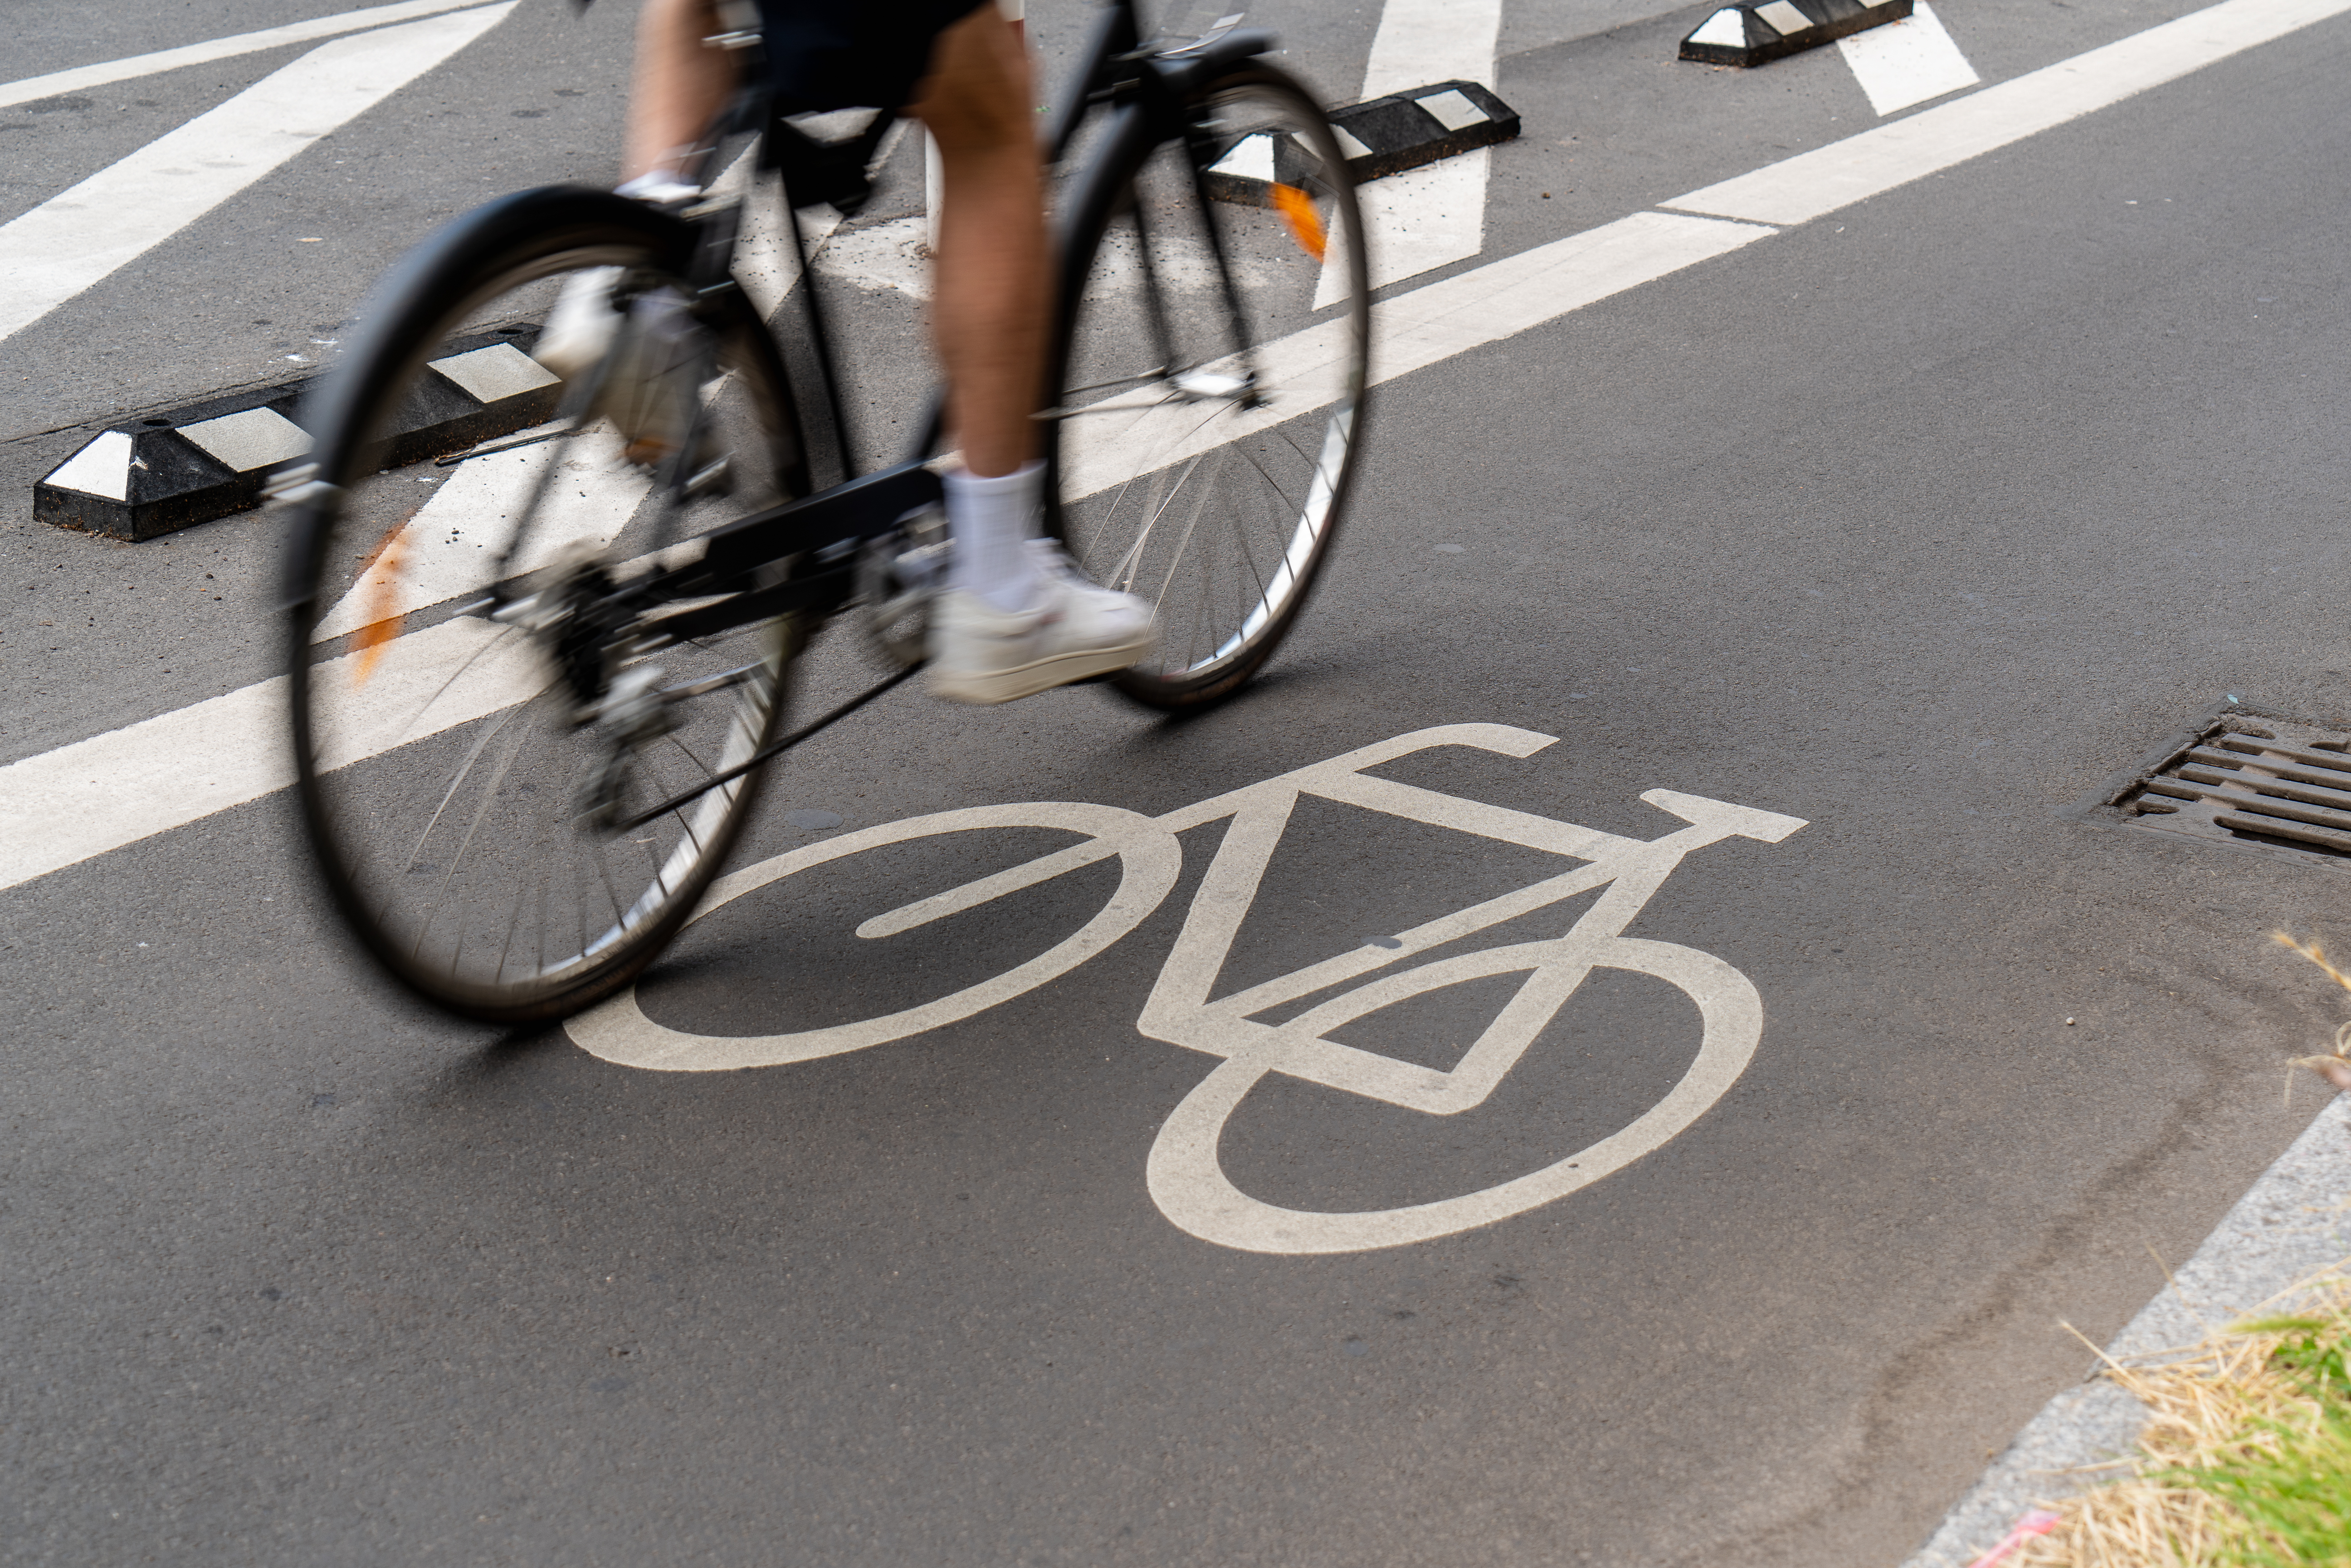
[908,7,1049,479]
[624,0,736,184]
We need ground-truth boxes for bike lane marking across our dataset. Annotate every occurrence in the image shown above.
[566,800,1185,1071]
[0,0,509,112]
[566,725,1586,1072]
[1664,0,2351,225]
[1,0,2339,895]
[0,2,517,346]
[566,725,1809,1253]
[1145,938,1774,1253]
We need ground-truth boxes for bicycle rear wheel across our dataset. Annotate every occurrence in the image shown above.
[1045,63,1370,711]
[283,187,807,1023]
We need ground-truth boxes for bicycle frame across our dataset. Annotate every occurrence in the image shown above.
[590,2,1293,824]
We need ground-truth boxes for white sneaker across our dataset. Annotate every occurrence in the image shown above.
[927,541,1156,705]
[532,266,624,384]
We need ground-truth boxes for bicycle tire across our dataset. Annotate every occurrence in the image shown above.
[1043,62,1371,711]
[284,186,808,1023]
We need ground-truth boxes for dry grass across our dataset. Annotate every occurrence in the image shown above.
[1979,934,2351,1565]
[2272,935,2351,1096]
[2005,1276,2351,1567]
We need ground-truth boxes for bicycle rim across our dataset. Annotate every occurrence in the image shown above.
[1047,67,1370,710]
[287,193,805,1022]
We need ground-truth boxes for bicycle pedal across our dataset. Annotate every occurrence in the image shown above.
[857,505,950,670]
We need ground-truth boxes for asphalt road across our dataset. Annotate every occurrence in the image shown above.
[5,0,2351,1563]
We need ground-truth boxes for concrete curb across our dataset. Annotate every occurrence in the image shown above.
[1902,1093,2351,1567]
[1680,0,1913,68]
[34,328,560,541]
[1205,80,1520,206]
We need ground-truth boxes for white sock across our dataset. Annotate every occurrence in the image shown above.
[946,461,1045,613]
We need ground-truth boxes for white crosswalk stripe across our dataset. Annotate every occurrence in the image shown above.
[1326,0,1505,298]
[0,3,515,346]
[0,0,508,112]
[1837,0,1981,116]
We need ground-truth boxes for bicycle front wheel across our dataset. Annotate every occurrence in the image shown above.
[1045,63,1370,711]
[284,187,807,1023]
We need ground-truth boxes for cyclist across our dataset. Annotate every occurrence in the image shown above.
[577,0,1156,705]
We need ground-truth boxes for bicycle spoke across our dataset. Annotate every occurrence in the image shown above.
[1151,463,1217,616]
[401,695,535,875]
[413,707,539,960]
[493,872,527,986]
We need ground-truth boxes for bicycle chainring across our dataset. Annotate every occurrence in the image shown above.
[858,502,951,669]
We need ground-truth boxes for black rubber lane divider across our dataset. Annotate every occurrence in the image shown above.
[34,326,561,541]
[1679,0,1912,68]
[1203,80,1520,206]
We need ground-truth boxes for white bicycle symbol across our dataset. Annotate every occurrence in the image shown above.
[568,724,1807,1254]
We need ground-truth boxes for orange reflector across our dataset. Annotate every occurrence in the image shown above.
[351,531,407,684]
[1271,184,1326,263]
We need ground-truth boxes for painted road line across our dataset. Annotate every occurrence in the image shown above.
[1667,0,2351,226]
[0,4,515,346]
[709,141,851,320]
[0,616,529,893]
[3,0,2342,896]
[0,0,507,111]
[312,426,651,643]
[1837,0,1980,117]
[1357,0,1502,104]
[1076,211,1774,502]
[1338,0,1505,296]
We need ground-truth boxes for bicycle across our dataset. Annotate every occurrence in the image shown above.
[277,2,1372,1023]
[562,723,1810,1253]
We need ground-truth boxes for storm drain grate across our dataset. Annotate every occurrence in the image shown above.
[2122,715,2351,859]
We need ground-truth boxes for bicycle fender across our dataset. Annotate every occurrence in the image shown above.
[1146,26,1282,97]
